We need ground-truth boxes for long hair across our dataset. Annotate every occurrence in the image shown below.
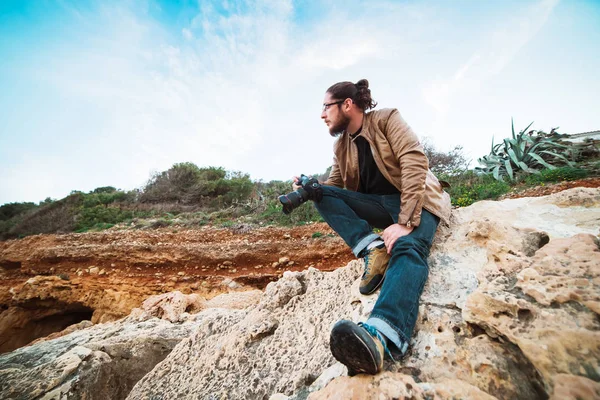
[326,79,377,111]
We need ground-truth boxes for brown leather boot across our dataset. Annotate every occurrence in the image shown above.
[329,320,387,375]
[359,244,390,295]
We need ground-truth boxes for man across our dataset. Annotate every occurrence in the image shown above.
[294,79,451,375]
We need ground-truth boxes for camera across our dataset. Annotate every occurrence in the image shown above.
[278,174,323,214]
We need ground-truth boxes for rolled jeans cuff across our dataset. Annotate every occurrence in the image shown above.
[352,233,382,257]
[366,316,409,356]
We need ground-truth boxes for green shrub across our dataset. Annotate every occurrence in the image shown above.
[0,202,38,221]
[4,194,83,238]
[444,170,511,207]
[75,205,136,231]
[312,232,323,238]
[524,167,588,185]
[140,164,253,208]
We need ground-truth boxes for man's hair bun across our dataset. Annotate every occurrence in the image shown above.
[355,79,369,89]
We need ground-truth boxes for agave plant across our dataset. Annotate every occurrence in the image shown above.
[476,120,578,182]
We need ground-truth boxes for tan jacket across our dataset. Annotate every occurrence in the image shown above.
[324,108,451,227]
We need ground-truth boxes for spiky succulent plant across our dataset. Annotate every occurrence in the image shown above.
[476,120,577,181]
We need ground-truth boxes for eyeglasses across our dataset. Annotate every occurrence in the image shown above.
[322,100,345,112]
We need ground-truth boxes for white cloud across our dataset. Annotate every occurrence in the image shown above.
[182,28,193,40]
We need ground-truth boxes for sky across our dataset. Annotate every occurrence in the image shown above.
[0,0,599,205]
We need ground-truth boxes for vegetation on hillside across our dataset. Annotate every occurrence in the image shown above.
[1,123,597,240]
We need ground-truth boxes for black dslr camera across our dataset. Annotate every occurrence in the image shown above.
[278,174,323,214]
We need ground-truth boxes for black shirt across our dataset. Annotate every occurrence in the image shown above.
[351,129,399,195]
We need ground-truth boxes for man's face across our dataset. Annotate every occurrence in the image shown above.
[321,92,350,137]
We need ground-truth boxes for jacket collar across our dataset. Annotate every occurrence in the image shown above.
[345,111,374,143]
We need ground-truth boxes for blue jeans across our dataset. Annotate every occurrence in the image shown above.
[313,185,439,355]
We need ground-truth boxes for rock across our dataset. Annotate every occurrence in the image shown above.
[222,261,233,266]
[0,307,245,400]
[89,267,100,274]
[130,291,205,323]
[177,271,185,276]
[30,320,94,345]
[462,233,600,392]
[127,264,362,400]
[279,257,290,264]
[228,280,241,289]
[308,372,497,400]
[550,374,600,400]
[204,290,262,310]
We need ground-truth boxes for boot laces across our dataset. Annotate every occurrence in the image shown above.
[362,251,372,277]
[357,322,395,361]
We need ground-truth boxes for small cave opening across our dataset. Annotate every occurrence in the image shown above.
[0,260,22,270]
[0,303,94,354]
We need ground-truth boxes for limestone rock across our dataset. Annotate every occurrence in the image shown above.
[204,290,262,310]
[307,372,497,400]
[127,263,364,399]
[463,233,600,393]
[0,307,245,400]
[550,374,600,400]
[129,291,205,322]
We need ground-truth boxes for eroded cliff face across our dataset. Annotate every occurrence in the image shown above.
[0,188,598,400]
[0,224,352,353]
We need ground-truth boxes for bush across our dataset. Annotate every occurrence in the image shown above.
[4,193,84,238]
[0,202,37,221]
[75,205,137,232]
[524,167,588,185]
[141,164,253,207]
[443,171,511,207]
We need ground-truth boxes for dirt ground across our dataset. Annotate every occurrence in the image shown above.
[499,177,600,199]
[0,222,353,302]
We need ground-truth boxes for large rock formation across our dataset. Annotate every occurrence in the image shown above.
[0,223,351,353]
[0,188,598,400]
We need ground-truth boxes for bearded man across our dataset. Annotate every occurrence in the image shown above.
[293,79,451,375]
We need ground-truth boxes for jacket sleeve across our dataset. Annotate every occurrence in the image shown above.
[323,154,344,188]
[384,109,428,227]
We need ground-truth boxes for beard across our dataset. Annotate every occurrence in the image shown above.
[328,113,351,137]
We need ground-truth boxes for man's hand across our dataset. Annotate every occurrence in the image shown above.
[382,223,414,254]
[291,176,301,191]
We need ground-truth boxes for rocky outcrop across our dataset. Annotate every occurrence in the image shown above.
[0,187,598,400]
[0,290,260,400]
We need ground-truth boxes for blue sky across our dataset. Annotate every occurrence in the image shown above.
[0,0,599,205]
